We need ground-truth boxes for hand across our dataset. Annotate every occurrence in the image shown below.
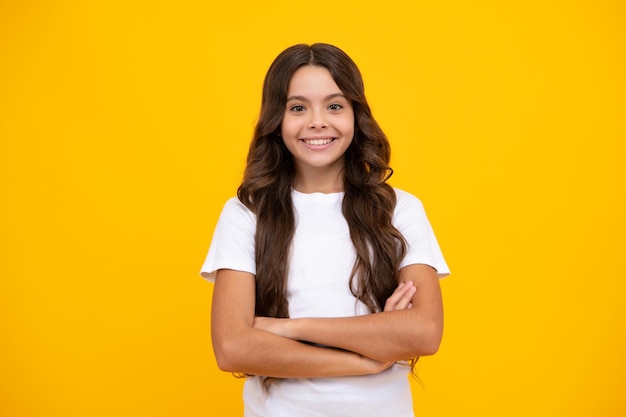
[383,281,416,312]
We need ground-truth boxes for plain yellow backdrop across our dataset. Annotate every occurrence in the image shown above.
[1,1,624,416]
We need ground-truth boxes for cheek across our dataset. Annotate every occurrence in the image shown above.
[344,111,355,134]
[342,116,356,138]
[280,118,298,138]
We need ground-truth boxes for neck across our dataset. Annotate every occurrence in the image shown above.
[293,167,344,194]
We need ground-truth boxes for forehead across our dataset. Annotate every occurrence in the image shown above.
[287,65,342,96]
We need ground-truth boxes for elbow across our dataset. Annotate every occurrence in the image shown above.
[213,345,234,372]
[212,339,245,373]
[214,353,235,373]
[413,321,443,357]
[420,338,441,356]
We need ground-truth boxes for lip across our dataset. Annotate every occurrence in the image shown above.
[299,137,337,151]
[301,136,335,141]
[299,136,337,150]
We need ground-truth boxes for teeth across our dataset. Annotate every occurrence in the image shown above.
[304,138,333,146]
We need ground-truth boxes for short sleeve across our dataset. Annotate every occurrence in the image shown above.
[393,189,450,278]
[200,197,257,282]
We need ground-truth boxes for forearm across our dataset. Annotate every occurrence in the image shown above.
[211,269,388,378]
[212,326,384,378]
[255,264,444,362]
[291,310,441,361]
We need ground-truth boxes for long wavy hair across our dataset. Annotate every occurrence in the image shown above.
[237,43,407,320]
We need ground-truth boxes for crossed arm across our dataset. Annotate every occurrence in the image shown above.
[210,263,443,378]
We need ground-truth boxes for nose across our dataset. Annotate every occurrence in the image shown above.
[308,108,327,129]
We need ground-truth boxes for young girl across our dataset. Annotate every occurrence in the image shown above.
[201,43,449,417]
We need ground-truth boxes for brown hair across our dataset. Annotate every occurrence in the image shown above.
[237,43,406,319]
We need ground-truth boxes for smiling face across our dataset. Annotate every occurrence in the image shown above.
[281,65,355,192]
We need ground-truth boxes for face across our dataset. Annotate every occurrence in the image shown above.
[281,65,355,185]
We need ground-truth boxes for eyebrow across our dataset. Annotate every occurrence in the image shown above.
[286,93,347,102]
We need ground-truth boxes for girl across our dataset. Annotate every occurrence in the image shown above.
[201,43,449,417]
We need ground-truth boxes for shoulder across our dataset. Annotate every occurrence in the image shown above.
[214,196,257,234]
[393,188,425,212]
[391,188,430,230]
[221,196,256,220]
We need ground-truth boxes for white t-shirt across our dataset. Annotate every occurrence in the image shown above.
[201,188,450,417]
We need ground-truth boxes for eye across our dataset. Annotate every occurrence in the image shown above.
[290,104,305,112]
[328,103,343,111]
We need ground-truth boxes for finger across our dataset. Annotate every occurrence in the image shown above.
[383,283,408,311]
[395,284,416,310]
[384,281,416,311]
[384,282,410,309]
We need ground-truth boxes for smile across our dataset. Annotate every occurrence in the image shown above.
[301,138,335,146]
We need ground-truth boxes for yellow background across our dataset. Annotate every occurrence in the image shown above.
[1,1,624,416]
